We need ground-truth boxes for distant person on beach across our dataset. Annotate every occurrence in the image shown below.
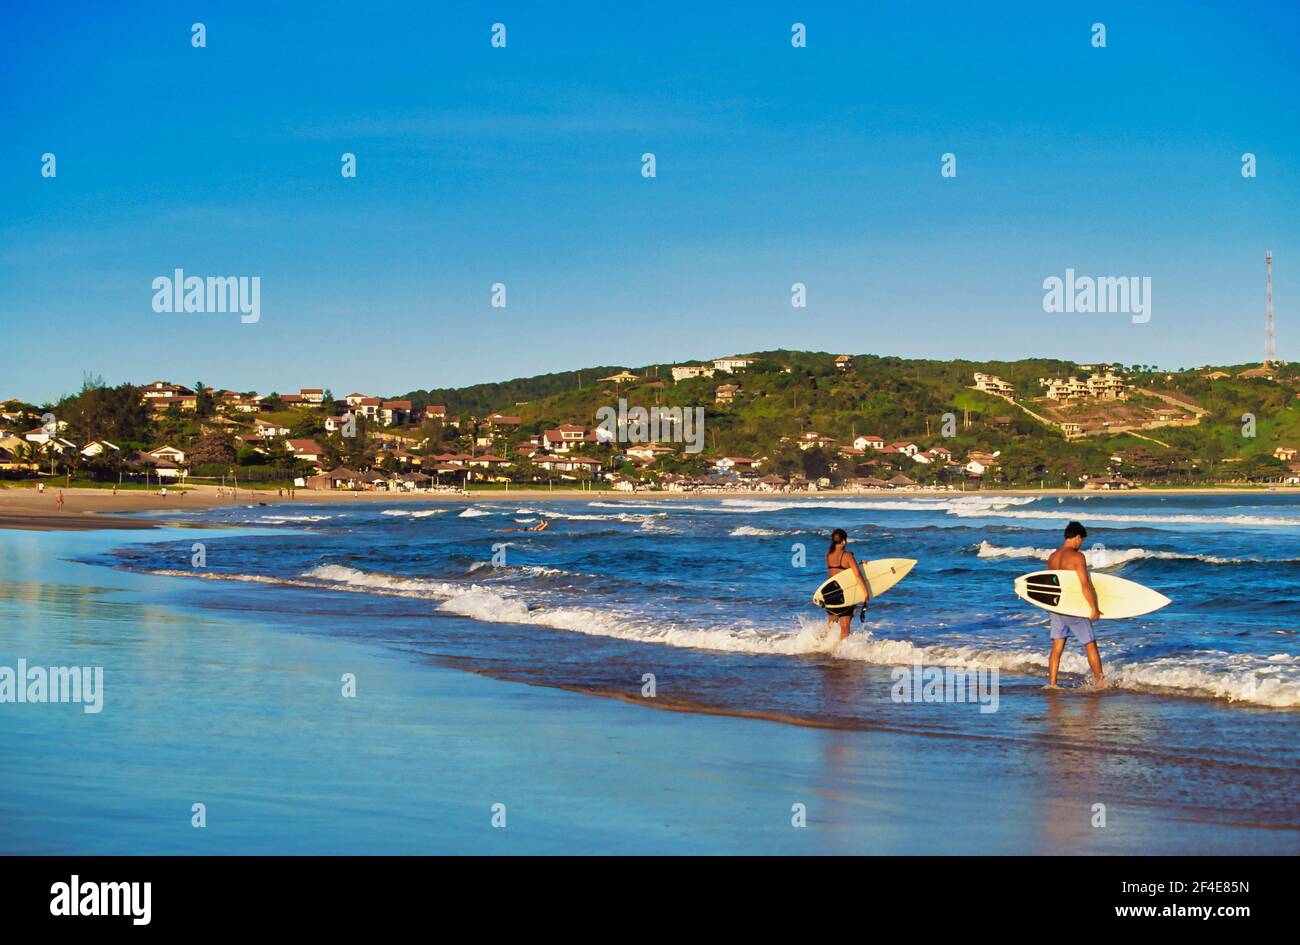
[1046,521,1104,689]
[37,481,44,494]
[55,490,64,511]
[825,528,870,640]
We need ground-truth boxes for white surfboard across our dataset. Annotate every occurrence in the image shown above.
[1014,569,1171,620]
[813,558,916,609]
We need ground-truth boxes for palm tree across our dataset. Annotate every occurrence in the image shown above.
[41,440,59,477]
[194,381,214,418]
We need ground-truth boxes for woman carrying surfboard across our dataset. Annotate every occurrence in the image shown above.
[825,529,871,640]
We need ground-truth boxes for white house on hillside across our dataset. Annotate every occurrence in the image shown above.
[973,373,1015,396]
[671,365,716,382]
[712,357,756,374]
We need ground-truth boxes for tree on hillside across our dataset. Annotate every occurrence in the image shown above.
[194,381,215,418]
[1236,454,1286,482]
[321,418,377,469]
[56,382,152,446]
[188,429,237,466]
[1113,446,1192,481]
[289,415,325,439]
[800,447,836,483]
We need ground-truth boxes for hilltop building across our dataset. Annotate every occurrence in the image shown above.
[671,365,716,382]
[598,371,639,385]
[1040,372,1127,401]
[973,373,1015,396]
[712,357,756,374]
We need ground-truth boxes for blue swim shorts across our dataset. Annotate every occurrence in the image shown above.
[1049,613,1096,645]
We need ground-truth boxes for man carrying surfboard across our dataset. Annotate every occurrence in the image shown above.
[1046,521,1104,688]
[825,528,871,640]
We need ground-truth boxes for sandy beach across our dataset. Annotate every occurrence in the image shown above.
[2,481,1298,530]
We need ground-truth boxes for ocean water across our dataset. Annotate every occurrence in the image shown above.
[4,492,1299,851]
[102,492,1300,710]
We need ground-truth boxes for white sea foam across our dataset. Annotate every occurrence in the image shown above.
[975,540,1295,567]
[254,514,335,524]
[730,525,795,537]
[717,496,1040,515]
[433,587,1300,707]
[381,508,446,518]
[458,508,491,517]
[956,507,1300,528]
[464,560,574,578]
[310,567,1300,707]
[303,564,462,596]
[588,495,1300,528]
[140,563,1300,709]
[515,506,666,524]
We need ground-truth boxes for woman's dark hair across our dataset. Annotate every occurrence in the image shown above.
[828,528,848,553]
[1064,521,1087,539]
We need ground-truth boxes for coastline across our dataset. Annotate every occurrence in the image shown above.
[3,526,1294,854]
[2,482,1298,531]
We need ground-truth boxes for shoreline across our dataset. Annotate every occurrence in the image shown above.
[1,482,1298,530]
[3,525,1294,853]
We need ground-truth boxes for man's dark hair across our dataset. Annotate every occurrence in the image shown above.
[1064,521,1087,539]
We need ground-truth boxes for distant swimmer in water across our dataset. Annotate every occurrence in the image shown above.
[505,518,549,533]
[825,528,870,640]
[1046,521,1104,689]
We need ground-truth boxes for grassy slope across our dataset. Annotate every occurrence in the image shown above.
[430,351,1300,480]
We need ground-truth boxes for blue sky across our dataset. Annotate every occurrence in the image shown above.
[2,1,1297,404]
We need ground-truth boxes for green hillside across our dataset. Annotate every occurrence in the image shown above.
[416,351,1300,486]
[9,353,1299,489]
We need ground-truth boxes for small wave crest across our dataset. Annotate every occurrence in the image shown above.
[975,540,1295,567]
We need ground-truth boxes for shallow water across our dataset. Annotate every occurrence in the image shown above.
[99,492,1300,711]
[3,494,1299,850]
[87,493,1300,830]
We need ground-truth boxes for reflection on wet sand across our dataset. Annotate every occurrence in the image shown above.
[1039,689,1107,852]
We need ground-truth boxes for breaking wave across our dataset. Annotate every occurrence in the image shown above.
[975,540,1300,567]
[139,563,1300,708]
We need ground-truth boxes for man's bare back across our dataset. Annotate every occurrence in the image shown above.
[1047,545,1084,571]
